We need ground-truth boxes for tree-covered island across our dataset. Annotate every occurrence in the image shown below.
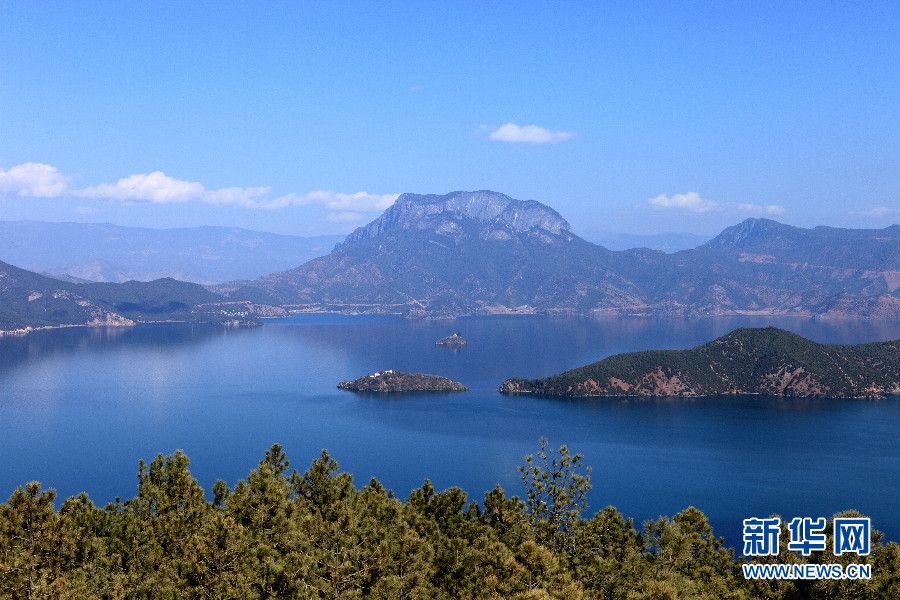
[500,327,900,399]
[338,370,468,392]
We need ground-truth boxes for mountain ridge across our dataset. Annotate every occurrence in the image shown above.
[702,217,900,270]
[218,192,900,319]
[218,190,632,316]
[340,190,574,247]
[5,190,900,326]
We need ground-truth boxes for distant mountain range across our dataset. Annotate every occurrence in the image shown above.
[498,327,900,398]
[0,221,343,284]
[2,190,900,331]
[217,190,900,319]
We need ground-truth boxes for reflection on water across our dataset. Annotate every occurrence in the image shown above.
[0,323,250,371]
[2,314,900,551]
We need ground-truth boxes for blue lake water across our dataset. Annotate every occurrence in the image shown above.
[2,314,900,551]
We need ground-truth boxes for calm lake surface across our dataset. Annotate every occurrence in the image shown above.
[2,314,900,551]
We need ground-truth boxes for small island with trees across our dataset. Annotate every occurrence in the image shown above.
[500,327,900,399]
[338,370,468,392]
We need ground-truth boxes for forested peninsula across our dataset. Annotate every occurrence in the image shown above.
[0,259,268,334]
[2,443,898,599]
[499,327,900,399]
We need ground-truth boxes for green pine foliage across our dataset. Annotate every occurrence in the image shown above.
[1,441,896,599]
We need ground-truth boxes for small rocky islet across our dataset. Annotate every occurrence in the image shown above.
[435,333,467,348]
[337,370,468,393]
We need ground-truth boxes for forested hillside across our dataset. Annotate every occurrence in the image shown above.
[2,441,897,599]
[500,327,900,398]
[0,260,262,331]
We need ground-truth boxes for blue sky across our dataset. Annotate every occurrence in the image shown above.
[1,2,898,237]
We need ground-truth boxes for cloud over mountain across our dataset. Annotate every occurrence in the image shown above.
[0,163,73,198]
[266,190,398,212]
[648,193,786,217]
[0,163,397,222]
[78,171,270,206]
[648,192,717,213]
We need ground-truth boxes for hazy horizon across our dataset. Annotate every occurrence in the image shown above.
[1,197,897,243]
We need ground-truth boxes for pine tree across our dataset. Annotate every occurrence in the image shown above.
[519,438,591,553]
[0,482,62,600]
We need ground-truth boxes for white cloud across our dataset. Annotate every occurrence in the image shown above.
[737,203,787,215]
[269,190,399,212]
[649,193,789,216]
[80,172,203,204]
[0,162,73,198]
[75,205,101,214]
[850,206,900,217]
[0,163,399,215]
[205,186,273,207]
[489,122,576,145]
[648,192,719,213]
[83,176,398,212]
[78,171,270,206]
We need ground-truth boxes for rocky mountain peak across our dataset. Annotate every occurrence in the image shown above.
[702,218,799,251]
[340,190,573,246]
